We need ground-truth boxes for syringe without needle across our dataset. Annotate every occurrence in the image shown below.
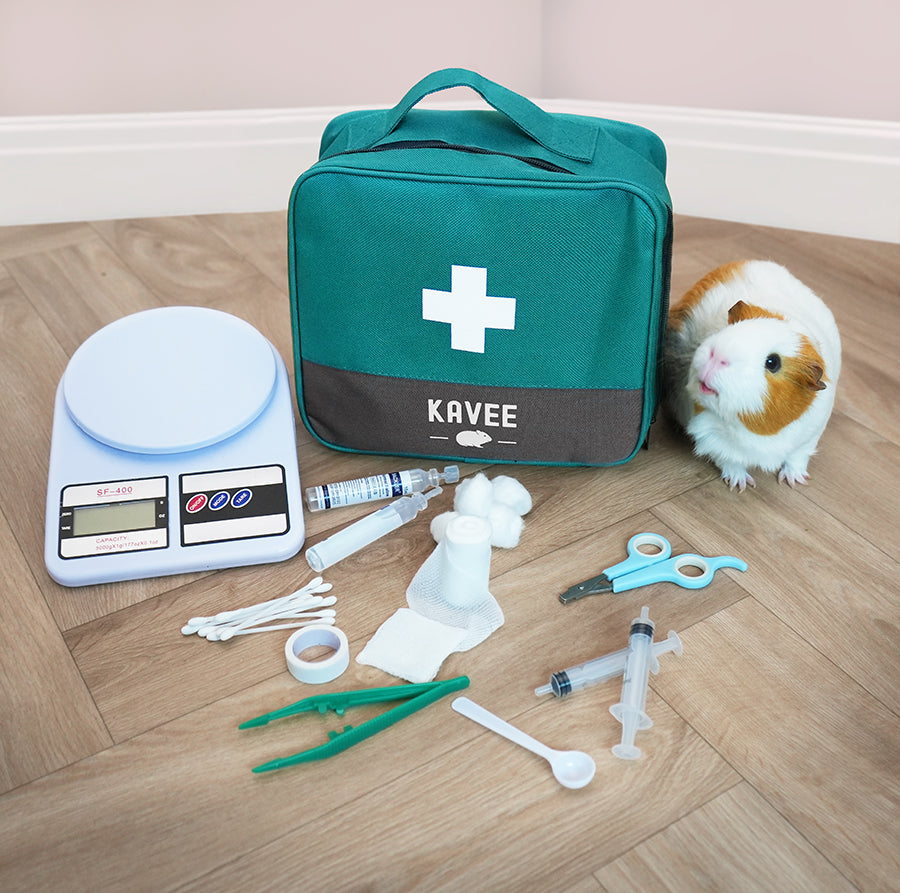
[609,606,657,760]
[535,629,682,698]
[305,487,443,572]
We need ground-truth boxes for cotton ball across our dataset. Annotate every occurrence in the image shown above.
[454,472,494,517]
[487,503,525,548]
[430,511,458,543]
[490,475,532,516]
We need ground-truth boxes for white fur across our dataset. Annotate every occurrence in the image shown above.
[665,261,841,490]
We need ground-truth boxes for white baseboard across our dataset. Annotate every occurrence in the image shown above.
[547,100,900,244]
[0,108,330,227]
[2,101,898,242]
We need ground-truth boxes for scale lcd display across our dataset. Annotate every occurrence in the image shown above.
[72,499,157,537]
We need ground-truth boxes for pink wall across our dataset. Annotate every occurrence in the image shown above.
[543,0,900,121]
[2,0,897,120]
[0,0,543,115]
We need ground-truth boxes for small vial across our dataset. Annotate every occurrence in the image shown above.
[305,466,459,511]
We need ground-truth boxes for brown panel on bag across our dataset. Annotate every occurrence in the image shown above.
[300,360,644,465]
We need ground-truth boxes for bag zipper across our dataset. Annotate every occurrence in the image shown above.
[329,139,574,174]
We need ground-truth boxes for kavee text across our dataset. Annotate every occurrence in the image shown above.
[427,399,518,428]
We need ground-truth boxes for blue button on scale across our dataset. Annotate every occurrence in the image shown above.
[44,306,305,587]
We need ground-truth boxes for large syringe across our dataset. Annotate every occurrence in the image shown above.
[535,628,682,698]
[610,606,659,760]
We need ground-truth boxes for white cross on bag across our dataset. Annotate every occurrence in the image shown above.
[422,265,516,353]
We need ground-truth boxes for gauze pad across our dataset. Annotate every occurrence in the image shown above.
[356,608,467,683]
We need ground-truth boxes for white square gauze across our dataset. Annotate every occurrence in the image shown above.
[355,608,468,683]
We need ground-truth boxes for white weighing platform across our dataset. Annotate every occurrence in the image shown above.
[44,306,305,587]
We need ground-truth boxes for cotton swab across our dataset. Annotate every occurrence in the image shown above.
[208,582,332,625]
[201,609,337,640]
[185,596,330,636]
[183,577,330,622]
[194,597,337,637]
[213,617,337,641]
[182,579,333,633]
[182,578,337,640]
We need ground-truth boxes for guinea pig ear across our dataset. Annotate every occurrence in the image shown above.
[727,301,750,324]
[727,301,784,324]
[804,361,827,392]
[791,338,827,391]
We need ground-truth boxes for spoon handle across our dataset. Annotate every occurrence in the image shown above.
[452,697,553,760]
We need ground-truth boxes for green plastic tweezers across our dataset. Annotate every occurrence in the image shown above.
[239,675,470,772]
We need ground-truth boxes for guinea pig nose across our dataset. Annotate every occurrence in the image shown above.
[700,351,729,382]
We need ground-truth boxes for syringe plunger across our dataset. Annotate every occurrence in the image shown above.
[610,606,656,760]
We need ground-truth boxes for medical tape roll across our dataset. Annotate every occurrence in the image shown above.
[284,624,350,684]
[440,515,492,608]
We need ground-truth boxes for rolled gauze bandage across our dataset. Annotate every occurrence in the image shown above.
[284,624,350,684]
[441,515,492,608]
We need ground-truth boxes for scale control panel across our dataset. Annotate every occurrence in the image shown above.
[56,465,290,560]
[179,465,289,546]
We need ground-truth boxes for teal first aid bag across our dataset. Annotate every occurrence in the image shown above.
[288,68,672,466]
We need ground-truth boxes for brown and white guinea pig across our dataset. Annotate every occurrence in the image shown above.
[664,260,841,491]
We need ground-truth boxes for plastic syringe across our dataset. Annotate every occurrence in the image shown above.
[305,466,459,511]
[535,629,682,698]
[305,487,442,572]
[609,606,656,760]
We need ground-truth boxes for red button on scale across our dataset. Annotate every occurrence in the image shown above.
[186,494,207,513]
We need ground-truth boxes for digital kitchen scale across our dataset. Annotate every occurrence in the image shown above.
[44,306,305,587]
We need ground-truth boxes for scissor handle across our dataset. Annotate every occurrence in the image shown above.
[613,553,748,592]
[604,532,672,581]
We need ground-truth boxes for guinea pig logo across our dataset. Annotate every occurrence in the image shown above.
[456,430,492,449]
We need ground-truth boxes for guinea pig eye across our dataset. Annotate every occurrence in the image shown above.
[765,353,782,373]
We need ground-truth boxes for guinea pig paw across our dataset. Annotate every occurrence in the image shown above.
[778,467,810,487]
[722,469,755,492]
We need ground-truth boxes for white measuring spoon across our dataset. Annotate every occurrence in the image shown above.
[452,697,596,789]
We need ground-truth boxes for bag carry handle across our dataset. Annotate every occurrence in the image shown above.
[345,68,598,163]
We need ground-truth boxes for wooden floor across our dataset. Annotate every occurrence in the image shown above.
[0,211,897,892]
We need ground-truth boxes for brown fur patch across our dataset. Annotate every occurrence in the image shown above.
[727,301,785,325]
[739,336,827,435]
[668,261,747,331]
